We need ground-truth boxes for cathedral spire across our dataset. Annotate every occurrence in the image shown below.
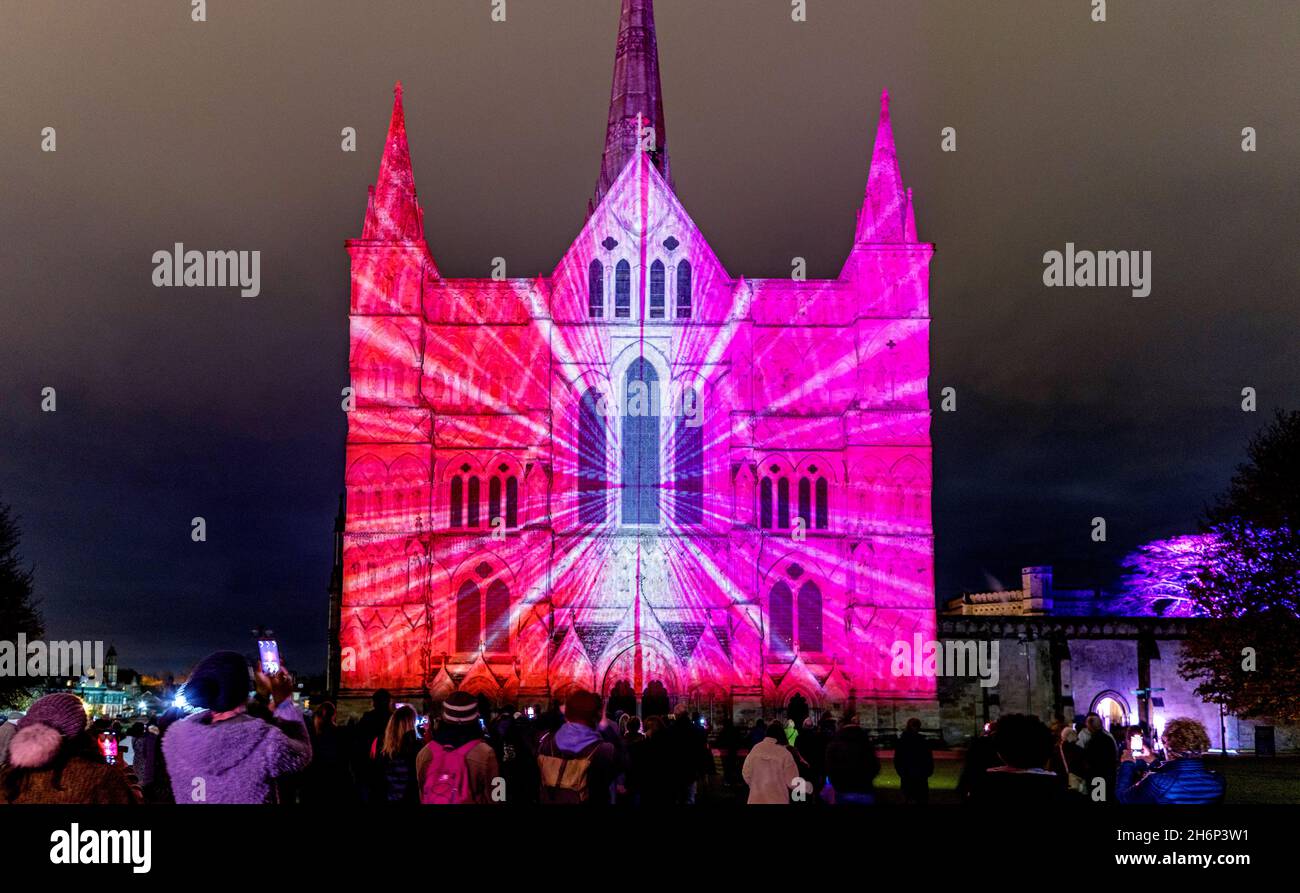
[853,89,907,244]
[363,81,425,242]
[591,0,671,215]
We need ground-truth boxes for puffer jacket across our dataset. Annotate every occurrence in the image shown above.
[1116,758,1225,805]
[163,699,311,804]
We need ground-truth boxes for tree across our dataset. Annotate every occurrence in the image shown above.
[1179,410,1300,723]
[0,500,45,708]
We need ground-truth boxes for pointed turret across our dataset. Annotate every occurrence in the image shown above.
[591,0,671,215]
[853,89,908,244]
[904,188,918,242]
[363,82,425,242]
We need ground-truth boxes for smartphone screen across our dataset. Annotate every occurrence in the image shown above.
[1129,733,1143,751]
[257,639,282,675]
[99,733,118,765]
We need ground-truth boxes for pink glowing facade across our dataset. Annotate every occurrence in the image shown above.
[340,0,935,717]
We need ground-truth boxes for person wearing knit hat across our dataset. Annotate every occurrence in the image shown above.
[441,691,480,725]
[415,691,499,804]
[161,649,312,804]
[0,693,136,804]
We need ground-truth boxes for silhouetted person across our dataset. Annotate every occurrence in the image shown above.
[894,717,934,804]
[824,717,880,805]
[968,713,1079,805]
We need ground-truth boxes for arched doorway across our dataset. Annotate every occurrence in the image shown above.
[1090,691,1130,732]
[600,643,679,717]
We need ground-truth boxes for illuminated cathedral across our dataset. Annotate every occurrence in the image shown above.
[336,0,936,723]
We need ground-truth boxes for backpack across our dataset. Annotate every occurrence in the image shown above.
[537,732,601,805]
[420,740,480,805]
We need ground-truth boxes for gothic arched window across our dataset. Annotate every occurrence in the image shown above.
[797,581,823,652]
[455,580,481,652]
[466,477,481,527]
[488,477,502,526]
[675,260,692,318]
[815,477,829,529]
[578,390,607,524]
[649,260,665,319]
[622,358,660,525]
[760,478,773,529]
[485,580,511,653]
[588,259,604,318]
[674,386,703,525]
[777,477,791,529]
[770,581,794,658]
[449,476,463,527]
[615,260,631,319]
[798,478,812,530]
[505,476,519,528]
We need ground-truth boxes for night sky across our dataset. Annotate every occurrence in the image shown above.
[1,0,1296,675]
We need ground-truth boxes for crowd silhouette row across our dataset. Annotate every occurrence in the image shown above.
[0,650,1225,805]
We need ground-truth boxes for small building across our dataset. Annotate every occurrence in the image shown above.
[938,566,1296,753]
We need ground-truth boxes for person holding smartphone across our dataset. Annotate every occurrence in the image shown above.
[162,650,312,804]
[0,693,137,804]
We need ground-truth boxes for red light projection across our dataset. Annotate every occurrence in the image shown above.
[340,3,934,717]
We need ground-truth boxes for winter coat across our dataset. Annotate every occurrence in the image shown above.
[0,753,137,804]
[1116,758,1225,805]
[377,731,422,802]
[825,725,880,797]
[742,737,797,804]
[162,699,312,804]
[893,729,934,780]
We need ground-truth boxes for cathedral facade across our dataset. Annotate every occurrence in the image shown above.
[338,0,936,722]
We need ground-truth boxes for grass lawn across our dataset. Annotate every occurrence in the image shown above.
[708,751,1298,805]
[1204,755,1300,804]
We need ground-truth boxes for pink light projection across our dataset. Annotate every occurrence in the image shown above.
[339,0,935,716]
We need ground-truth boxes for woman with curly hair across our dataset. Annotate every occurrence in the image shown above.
[1117,717,1226,804]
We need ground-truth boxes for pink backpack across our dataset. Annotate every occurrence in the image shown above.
[420,740,479,804]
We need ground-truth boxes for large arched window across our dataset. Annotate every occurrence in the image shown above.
[815,477,829,529]
[674,386,703,525]
[649,260,665,319]
[797,478,812,529]
[622,358,660,525]
[588,259,604,317]
[797,581,823,652]
[449,476,464,528]
[675,260,692,318]
[770,582,794,658]
[485,580,511,653]
[578,389,607,524]
[455,580,481,652]
[615,260,631,319]
[760,478,773,529]
[466,477,481,527]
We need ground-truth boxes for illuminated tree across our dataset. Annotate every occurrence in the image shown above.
[1180,410,1300,723]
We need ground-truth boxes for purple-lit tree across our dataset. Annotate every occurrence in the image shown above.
[1119,533,1216,617]
[1179,410,1300,723]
